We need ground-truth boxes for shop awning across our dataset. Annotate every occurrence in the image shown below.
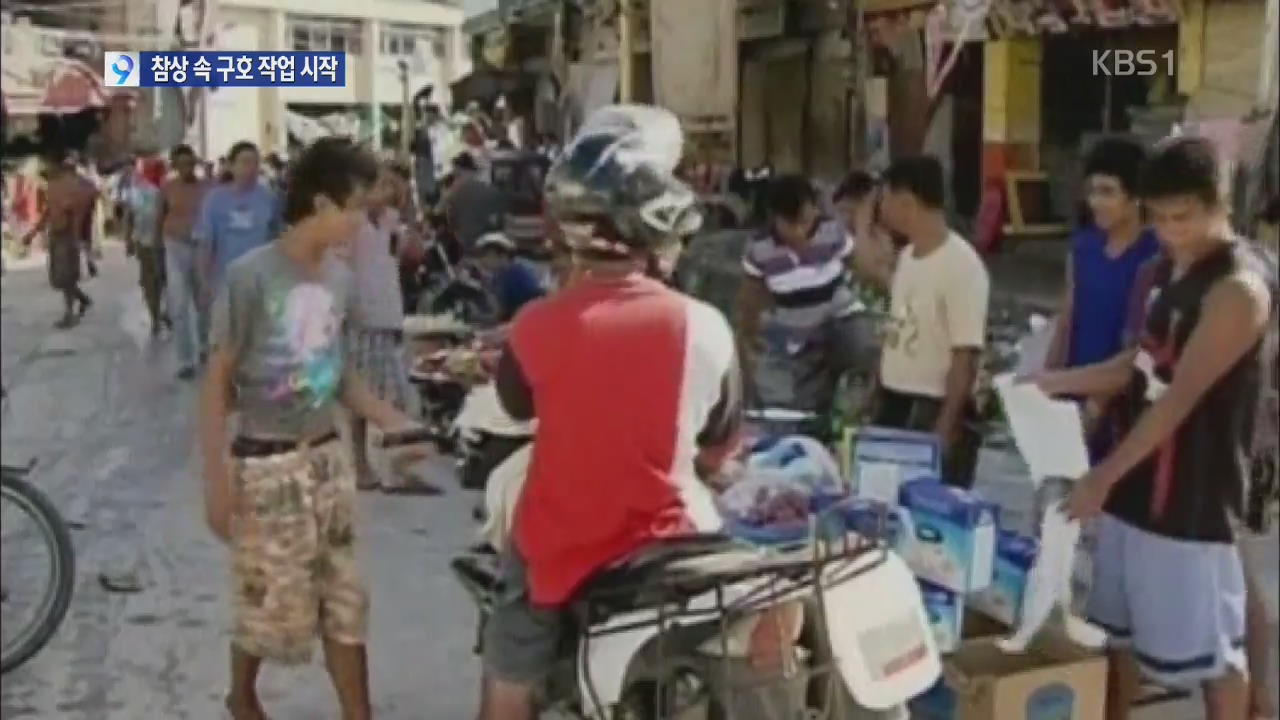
[862,0,935,13]
[864,0,1181,42]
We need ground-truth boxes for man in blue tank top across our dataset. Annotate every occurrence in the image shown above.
[1045,138,1160,455]
[1048,138,1161,369]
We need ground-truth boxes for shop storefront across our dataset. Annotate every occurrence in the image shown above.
[461,0,560,137]
[864,0,1188,246]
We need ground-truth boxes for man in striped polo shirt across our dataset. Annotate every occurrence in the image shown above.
[735,175,862,429]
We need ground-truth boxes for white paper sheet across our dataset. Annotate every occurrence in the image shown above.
[994,373,1090,481]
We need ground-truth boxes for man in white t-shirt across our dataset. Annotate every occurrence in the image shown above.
[874,155,990,488]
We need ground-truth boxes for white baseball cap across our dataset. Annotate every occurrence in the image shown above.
[476,231,516,252]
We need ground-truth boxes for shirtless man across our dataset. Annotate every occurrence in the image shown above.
[158,144,212,378]
[24,147,93,328]
[71,155,101,278]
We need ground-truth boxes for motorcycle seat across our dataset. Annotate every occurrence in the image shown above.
[578,534,749,621]
[451,536,826,627]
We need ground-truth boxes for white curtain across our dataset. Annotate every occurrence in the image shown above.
[649,0,736,127]
[155,0,181,49]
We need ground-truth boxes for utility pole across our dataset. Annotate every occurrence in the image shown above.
[399,59,413,160]
[1259,0,1278,111]
[848,0,869,166]
[618,0,634,102]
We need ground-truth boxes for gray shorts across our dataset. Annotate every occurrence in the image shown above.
[482,550,565,685]
[1086,514,1247,687]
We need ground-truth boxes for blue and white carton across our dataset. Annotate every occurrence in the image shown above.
[919,579,965,654]
[837,498,903,544]
[896,479,999,594]
[908,679,957,720]
[970,531,1039,626]
[848,427,941,505]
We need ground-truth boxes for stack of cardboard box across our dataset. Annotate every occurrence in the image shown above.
[841,427,1109,719]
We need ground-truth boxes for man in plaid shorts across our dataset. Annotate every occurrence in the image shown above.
[200,138,427,720]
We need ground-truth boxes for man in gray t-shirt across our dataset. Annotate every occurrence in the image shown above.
[210,243,352,439]
[200,138,430,720]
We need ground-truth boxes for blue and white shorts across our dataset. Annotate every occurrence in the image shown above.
[1085,513,1247,687]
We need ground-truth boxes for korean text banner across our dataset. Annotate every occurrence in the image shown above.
[104,51,346,88]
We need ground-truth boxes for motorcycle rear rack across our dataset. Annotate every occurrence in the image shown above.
[575,529,891,719]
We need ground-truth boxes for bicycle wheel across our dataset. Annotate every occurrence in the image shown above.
[0,476,75,673]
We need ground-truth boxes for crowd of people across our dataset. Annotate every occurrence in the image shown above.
[478,114,1279,720]
[2,101,1277,720]
[734,136,1278,720]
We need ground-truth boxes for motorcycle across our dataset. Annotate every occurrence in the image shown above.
[449,388,941,719]
[406,328,508,457]
[452,528,937,719]
[416,260,497,329]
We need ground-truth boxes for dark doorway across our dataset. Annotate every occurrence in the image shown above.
[947,44,984,219]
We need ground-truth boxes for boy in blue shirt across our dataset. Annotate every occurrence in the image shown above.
[474,231,545,322]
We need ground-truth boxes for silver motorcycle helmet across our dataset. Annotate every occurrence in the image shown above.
[545,104,702,256]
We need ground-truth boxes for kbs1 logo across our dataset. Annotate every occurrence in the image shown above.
[1091,49,1175,77]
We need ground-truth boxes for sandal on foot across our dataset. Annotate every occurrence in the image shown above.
[383,481,443,497]
[98,572,143,594]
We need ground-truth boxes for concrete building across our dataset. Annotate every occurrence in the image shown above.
[201,0,467,160]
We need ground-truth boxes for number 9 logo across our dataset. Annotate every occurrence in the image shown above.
[103,52,139,87]
[112,55,134,83]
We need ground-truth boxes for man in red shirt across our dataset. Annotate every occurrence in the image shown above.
[477,105,743,720]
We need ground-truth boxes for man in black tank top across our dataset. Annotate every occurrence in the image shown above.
[1031,138,1272,720]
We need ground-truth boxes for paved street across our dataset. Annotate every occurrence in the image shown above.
[0,246,1273,719]
[1,246,483,718]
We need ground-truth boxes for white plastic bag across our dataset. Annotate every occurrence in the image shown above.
[997,481,1106,653]
[744,435,843,496]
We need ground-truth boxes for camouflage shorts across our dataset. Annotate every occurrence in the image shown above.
[230,440,367,664]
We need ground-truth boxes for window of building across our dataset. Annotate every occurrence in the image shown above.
[288,17,362,54]
[381,25,443,58]
[40,35,63,57]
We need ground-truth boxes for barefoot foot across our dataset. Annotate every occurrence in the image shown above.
[225,694,269,720]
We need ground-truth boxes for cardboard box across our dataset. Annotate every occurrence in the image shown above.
[896,480,999,593]
[941,629,1108,720]
[847,426,942,504]
[970,531,1039,626]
